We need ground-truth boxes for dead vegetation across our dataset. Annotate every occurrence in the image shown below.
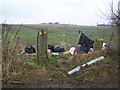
[2,24,22,81]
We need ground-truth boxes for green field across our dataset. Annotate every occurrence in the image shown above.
[10,24,112,47]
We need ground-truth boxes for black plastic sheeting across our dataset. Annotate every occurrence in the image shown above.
[53,47,65,52]
[24,44,64,54]
[48,44,54,52]
[48,45,65,52]
[24,45,36,54]
[78,33,94,53]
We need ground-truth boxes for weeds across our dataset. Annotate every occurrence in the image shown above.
[2,24,23,81]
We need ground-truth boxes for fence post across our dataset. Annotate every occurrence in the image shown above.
[36,28,48,68]
[2,24,10,79]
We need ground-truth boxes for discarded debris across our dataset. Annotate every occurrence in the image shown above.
[88,48,94,53]
[94,38,103,50]
[24,44,36,54]
[69,47,75,55]
[102,43,107,50]
[48,44,54,52]
[18,44,36,55]
[48,44,65,52]
[54,47,65,52]
[52,53,59,56]
[69,31,95,55]
[78,32,94,53]
[74,32,94,55]
[18,49,25,55]
[68,56,105,75]
[47,49,51,53]
[63,51,70,55]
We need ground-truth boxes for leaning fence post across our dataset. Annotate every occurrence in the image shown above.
[36,28,48,68]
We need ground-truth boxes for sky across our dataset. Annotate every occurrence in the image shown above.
[0,0,119,26]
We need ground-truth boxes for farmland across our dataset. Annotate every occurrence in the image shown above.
[1,24,118,88]
[9,24,112,46]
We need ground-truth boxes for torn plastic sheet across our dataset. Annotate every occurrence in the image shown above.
[68,56,104,75]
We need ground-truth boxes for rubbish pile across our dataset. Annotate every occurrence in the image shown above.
[19,31,107,56]
[68,32,95,55]
[18,31,107,75]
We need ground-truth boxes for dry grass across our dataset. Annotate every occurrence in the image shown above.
[67,49,107,65]
[2,24,23,81]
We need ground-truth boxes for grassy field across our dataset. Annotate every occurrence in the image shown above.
[9,24,112,46]
[2,24,118,88]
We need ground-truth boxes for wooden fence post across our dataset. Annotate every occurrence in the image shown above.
[36,28,48,67]
[2,24,11,79]
[2,24,10,63]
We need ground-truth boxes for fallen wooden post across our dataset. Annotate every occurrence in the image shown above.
[53,66,67,78]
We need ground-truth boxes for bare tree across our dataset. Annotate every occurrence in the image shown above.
[97,0,120,56]
[97,0,119,24]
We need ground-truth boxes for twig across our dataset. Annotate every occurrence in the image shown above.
[8,80,23,84]
[52,66,67,78]
[107,31,114,49]
[73,31,82,55]
[12,37,20,56]
[13,24,22,41]
[105,30,114,56]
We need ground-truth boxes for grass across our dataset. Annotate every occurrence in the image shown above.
[2,24,118,88]
[9,25,36,44]
[9,24,112,46]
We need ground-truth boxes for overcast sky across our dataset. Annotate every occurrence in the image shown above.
[0,0,119,26]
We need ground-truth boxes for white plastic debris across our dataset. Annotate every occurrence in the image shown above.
[47,49,51,53]
[68,56,105,75]
[102,43,107,50]
[89,48,94,52]
[18,49,25,55]
[87,56,104,65]
[68,66,81,75]
[69,47,75,55]
[81,64,86,67]
[52,53,59,56]
[88,48,94,53]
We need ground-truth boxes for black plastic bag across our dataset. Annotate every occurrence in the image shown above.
[54,47,65,52]
[24,45,36,54]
